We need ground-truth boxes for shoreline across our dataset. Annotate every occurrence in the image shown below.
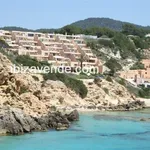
[137,98,150,107]
[58,100,148,113]
[64,107,150,114]
[0,107,149,137]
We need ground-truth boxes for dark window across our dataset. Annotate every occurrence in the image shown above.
[28,34,34,37]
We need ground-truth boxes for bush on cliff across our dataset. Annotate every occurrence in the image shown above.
[98,38,114,48]
[105,58,122,72]
[130,61,145,70]
[16,55,47,67]
[118,78,126,86]
[138,87,150,98]
[43,73,88,98]
[106,76,113,82]
[0,48,15,63]
[19,86,29,94]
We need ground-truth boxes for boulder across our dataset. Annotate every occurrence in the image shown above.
[12,108,31,133]
[0,107,24,135]
[0,107,74,135]
[56,123,68,131]
[66,110,79,122]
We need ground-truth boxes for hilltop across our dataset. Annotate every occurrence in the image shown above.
[1,17,150,32]
[71,18,150,31]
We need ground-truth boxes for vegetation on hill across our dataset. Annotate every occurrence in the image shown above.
[43,73,88,98]
[130,36,150,49]
[0,26,34,32]
[0,44,50,68]
[130,62,145,70]
[138,87,150,98]
[35,28,56,33]
[116,77,150,99]
[15,55,50,67]
[0,38,10,48]
[1,17,150,34]
[83,24,150,63]
[122,24,150,37]
[0,26,56,33]
[71,18,150,31]
[105,58,122,72]
[57,25,82,35]
[0,39,18,64]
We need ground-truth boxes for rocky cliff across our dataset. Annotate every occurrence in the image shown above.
[0,53,80,135]
[0,52,146,135]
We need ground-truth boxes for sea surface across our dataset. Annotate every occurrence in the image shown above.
[0,109,150,150]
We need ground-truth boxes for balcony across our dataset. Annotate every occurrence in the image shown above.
[64,43,74,46]
[47,49,59,54]
[19,40,37,44]
[8,43,19,47]
[44,42,61,46]
[82,47,91,51]
[77,43,86,47]
[86,53,94,56]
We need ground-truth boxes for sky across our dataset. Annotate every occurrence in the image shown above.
[0,0,149,29]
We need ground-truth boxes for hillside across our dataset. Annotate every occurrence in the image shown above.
[71,18,150,31]
[0,26,34,32]
[0,47,145,113]
[1,17,150,32]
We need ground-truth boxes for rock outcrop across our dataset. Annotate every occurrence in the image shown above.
[0,52,147,136]
[66,110,79,121]
[82,79,146,111]
[0,106,78,135]
[0,52,146,113]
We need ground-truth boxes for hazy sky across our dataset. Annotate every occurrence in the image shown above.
[0,0,149,29]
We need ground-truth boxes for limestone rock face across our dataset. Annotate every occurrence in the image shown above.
[82,79,145,111]
[0,52,146,113]
[66,110,79,121]
[0,52,147,135]
[0,51,146,113]
[0,106,78,135]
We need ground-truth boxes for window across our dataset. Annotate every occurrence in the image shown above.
[28,34,34,37]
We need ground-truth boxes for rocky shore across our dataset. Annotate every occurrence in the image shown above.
[0,107,79,135]
[95,100,146,111]
[0,52,148,136]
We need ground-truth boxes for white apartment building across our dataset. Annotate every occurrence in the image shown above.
[0,30,103,73]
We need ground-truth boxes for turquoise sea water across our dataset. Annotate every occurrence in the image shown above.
[0,109,150,150]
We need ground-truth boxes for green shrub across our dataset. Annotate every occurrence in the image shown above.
[118,78,126,86]
[19,86,29,94]
[105,58,122,72]
[103,88,109,94]
[16,55,41,67]
[113,33,136,59]
[125,82,150,98]
[32,75,39,81]
[138,87,150,98]
[98,39,114,48]
[106,76,113,82]
[130,62,145,70]
[131,37,149,49]
[15,55,49,67]
[43,73,88,98]
[0,48,17,64]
